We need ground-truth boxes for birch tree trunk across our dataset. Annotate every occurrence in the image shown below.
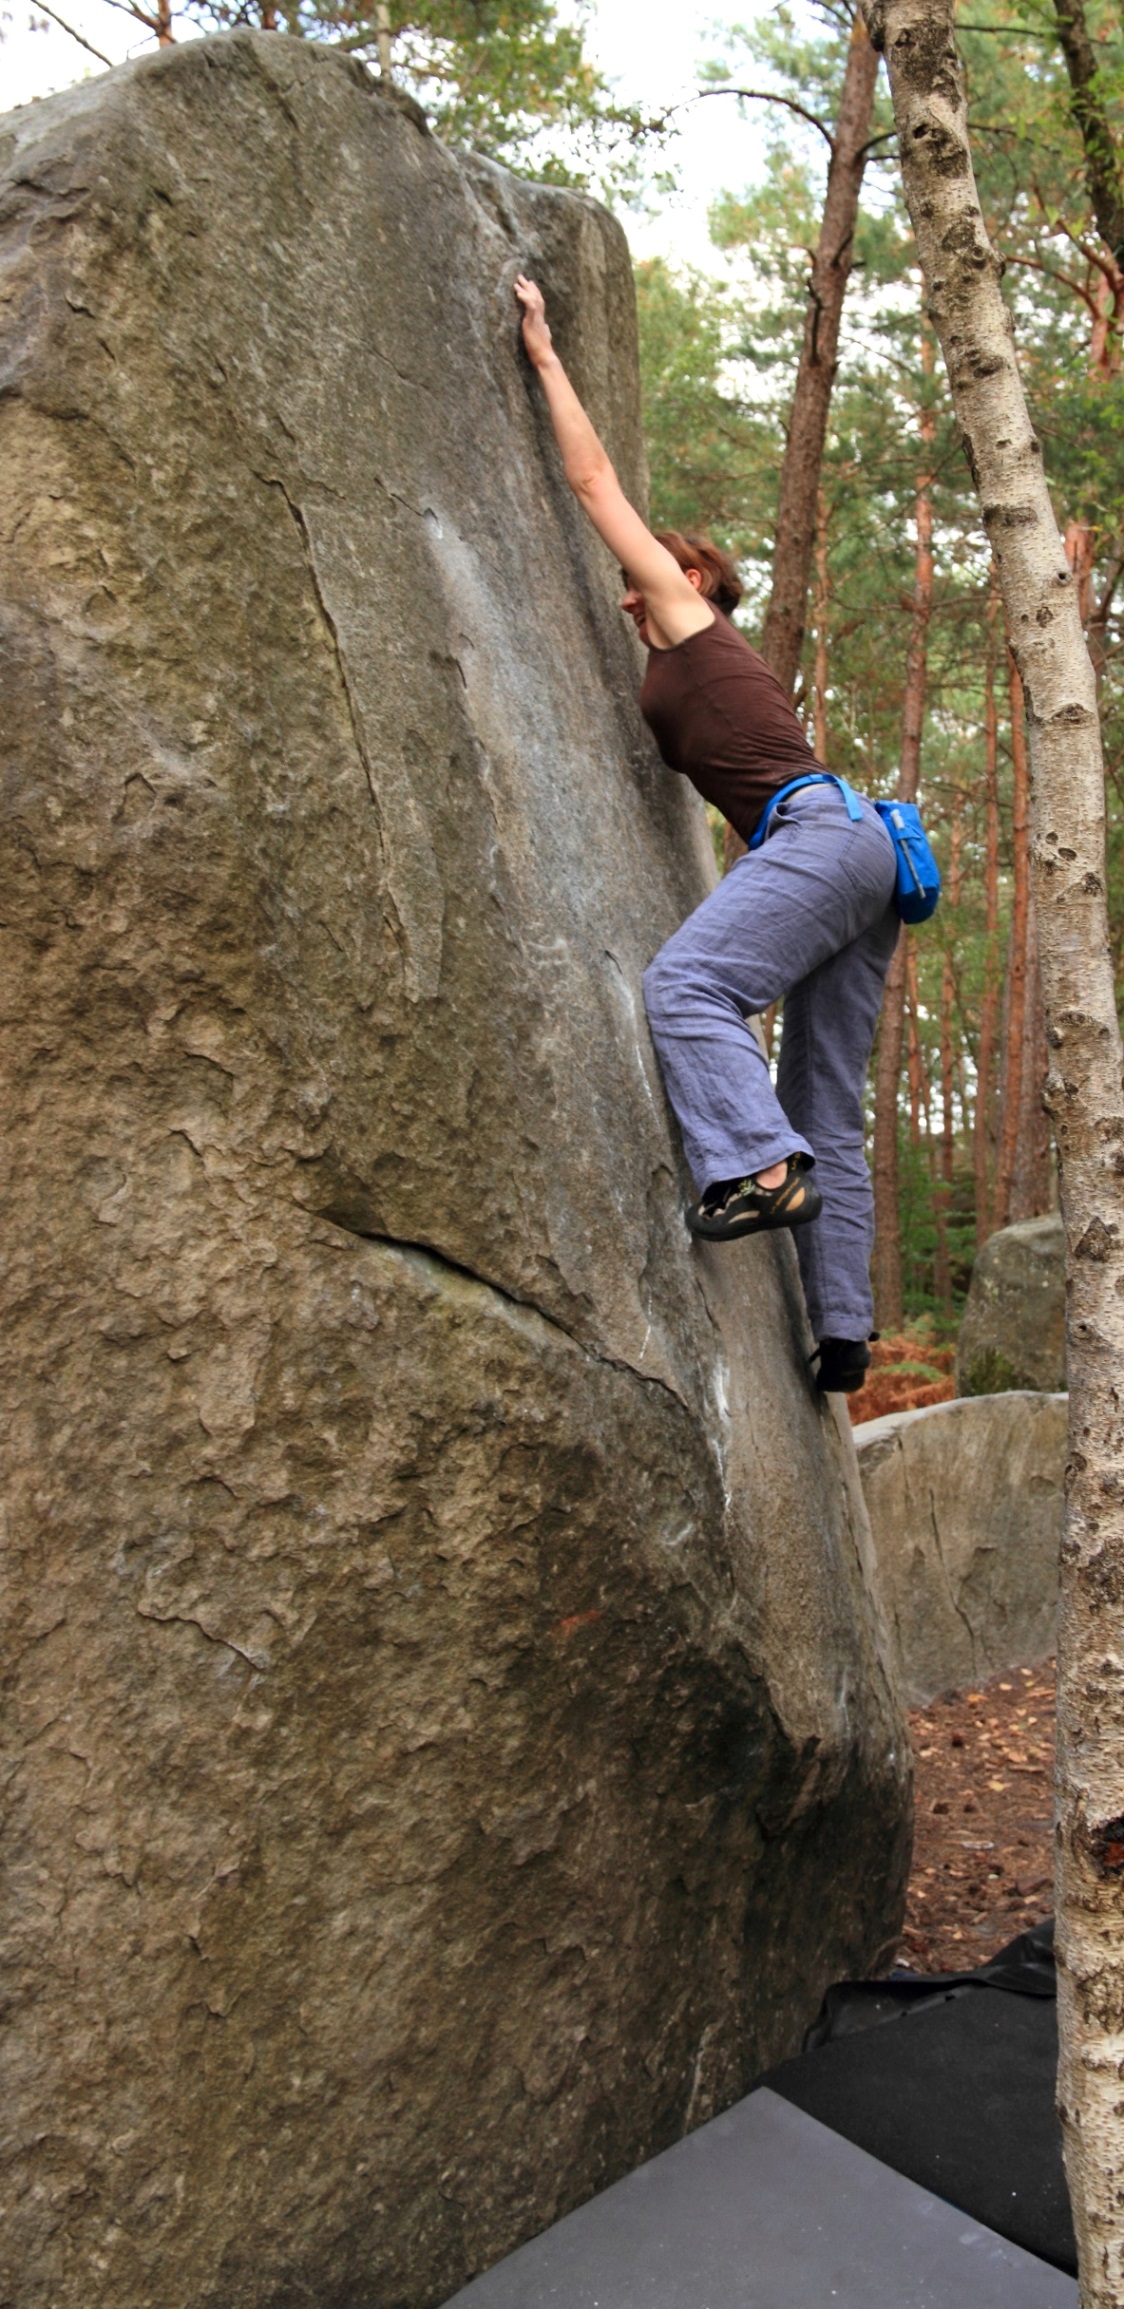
[866,2,1124,2294]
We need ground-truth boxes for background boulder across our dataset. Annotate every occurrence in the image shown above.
[957,1215,1066,1396]
[0,39,909,2309]
[855,1393,1066,1706]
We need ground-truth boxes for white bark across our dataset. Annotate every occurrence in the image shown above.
[864,2,1124,2298]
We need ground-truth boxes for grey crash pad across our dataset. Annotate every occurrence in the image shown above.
[441,2086,1078,2308]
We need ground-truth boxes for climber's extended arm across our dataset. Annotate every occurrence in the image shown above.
[514,276,713,650]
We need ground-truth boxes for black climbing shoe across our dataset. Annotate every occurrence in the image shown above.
[687,1155,822,1242]
[812,1337,872,1395]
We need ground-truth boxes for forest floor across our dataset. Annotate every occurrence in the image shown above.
[850,1326,957,1424]
[889,1658,1056,1974]
[846,1335,1055,1971]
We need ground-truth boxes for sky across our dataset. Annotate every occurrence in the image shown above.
[584,0,766,267]
[0,0,766,271]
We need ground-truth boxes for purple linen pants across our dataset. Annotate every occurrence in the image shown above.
[643,783,899,1342]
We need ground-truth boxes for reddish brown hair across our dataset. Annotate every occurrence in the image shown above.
[655,530,743,616]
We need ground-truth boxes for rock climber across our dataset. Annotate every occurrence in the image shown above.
[515,274,899,1397]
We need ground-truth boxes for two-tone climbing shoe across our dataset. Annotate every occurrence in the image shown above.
[687,1155,823,1242]
[812,1337,872,1395]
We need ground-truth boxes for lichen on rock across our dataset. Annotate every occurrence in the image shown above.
[855,1391,1065,1704]
[957,1215,1066,1397]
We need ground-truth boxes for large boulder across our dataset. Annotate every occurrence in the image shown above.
[854,1393,1066,1705]
[0,39,909,2309]
[957,1215,1066,1396]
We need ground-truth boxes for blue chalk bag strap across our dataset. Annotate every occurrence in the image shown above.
[748,771,863,850]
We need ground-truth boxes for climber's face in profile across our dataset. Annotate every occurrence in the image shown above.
[621,559,706,648]
[620,574,651,645]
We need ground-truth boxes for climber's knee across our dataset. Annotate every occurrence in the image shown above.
[642,950,680,1039]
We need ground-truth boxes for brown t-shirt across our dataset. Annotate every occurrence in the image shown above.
[639,611,823,843]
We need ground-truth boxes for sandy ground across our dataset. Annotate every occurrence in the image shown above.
[891,1658,1056,1974]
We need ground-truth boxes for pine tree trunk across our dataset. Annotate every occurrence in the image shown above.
[1065,517,1097,623]
[723,11,879,881]
[906,941,926,1146]
[993,654,1030,1232]
[1010,889,1053,1219]
[812,486,832,761]
[1088,556,1124,688]
[898,331,936,785]
[759,11,881,694]
[932,1013,951,1309]
[871,937,907,1324]
[974,582,1002,1244]
[867,3,1124,2295]
[1088,266,1124,383]
[871,335,935,1329]
[1051,0,1124,267]
[934,808,961,1314]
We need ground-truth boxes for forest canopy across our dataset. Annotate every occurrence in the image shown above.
[634,0,1124,1325]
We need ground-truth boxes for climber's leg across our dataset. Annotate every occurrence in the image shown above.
[643,784,896,1208]
[777,898,900,1346]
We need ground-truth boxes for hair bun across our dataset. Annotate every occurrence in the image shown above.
[654,530,743,615]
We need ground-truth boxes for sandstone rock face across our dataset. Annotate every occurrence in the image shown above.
[0,40,909,2309]
[855,1394,1066,1706]
[957,1215,1066,1396]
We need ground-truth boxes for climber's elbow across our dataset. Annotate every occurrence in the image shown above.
[569,459,636,562]
[568,449,615,510]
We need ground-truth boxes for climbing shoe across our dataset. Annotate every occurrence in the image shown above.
[687,1155,822,1242]
[812,1337,872,1395]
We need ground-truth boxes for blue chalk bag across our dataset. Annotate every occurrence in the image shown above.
[872,798,942,924]
[748,773,941,925]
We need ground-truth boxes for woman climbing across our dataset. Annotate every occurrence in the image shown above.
[514,274,899,1396]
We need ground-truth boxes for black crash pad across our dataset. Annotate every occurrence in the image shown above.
[441,2085,1076,2308]
[762,1918,1075,2275]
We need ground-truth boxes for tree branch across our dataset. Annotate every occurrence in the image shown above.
[693,85,837,156]
[1051,0,1124,266]
[1005,249,1102,320]
[96,0,170,33]
[30,0,112,61]
[957,16,1054,31]
[1095,550,1124,625]
[1047,208,1124,294]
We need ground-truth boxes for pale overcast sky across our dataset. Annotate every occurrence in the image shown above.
[0,0,767,271]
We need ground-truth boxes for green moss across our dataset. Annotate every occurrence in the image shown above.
[963,1349,1022,1397]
